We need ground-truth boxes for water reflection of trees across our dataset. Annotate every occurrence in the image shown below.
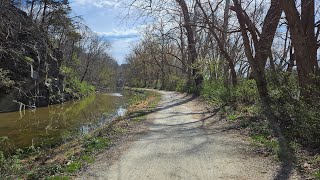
[1,93,126,149]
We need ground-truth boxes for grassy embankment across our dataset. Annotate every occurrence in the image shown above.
[199,79,320,179]
[0,88,161,180]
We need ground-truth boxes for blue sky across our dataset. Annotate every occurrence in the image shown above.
[70,0,142,64]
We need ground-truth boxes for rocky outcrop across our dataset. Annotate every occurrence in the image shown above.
[0,4,64,112]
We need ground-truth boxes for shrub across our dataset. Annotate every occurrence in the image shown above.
[201,80,231,105]
[234,79,258,104]
[175,79,187,92]
[267,72,320,148]
[60,66,95,98]
[201,79,259,106]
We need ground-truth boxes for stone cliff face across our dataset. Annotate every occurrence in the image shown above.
[0,4,64,112]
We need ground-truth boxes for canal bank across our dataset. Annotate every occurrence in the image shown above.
[0,88,161,179]
[0,91,131,151]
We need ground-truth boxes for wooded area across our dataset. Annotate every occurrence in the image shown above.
[124,0,320,164]
[0,0,320,178]
[0,0,117,111]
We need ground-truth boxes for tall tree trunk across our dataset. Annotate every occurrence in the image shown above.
[287,45,295,72]
[176,0,203,88]
[80,53,93,83]
[143,60,147,87]
[222,0,231,86]
[280,0,318,98]
[29,0,35,18]
[301,0,318,73]
[232,0,293,171]
[179,19,187,75]
[232,0,269,102]
[231,0,282,103]
[80,62,90,83]
[41,0,48,24]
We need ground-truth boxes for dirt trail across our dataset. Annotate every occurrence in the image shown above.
[77,91,298,180]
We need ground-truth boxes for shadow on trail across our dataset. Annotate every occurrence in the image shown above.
[151,111,213,120]
[274,159,295,180]
[127,92,298,179]
[126,95,197,120]
[274,141,299,180]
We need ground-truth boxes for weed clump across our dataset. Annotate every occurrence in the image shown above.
[84,137,112,153]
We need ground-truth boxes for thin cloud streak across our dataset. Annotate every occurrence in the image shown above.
[71,0,121,8]
[96,29,140,40]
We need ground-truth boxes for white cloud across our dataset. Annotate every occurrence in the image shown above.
[95,24,148,40]
[95,27,143,64]
[72,0,120,8]
[96,28,140,38]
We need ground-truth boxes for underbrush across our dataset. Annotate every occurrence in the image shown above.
[201,79,258,106]
[200,76,320,178]
[267,72,320,149]
[60,66,95,99]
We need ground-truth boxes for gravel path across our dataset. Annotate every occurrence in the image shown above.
[77,91,298,180]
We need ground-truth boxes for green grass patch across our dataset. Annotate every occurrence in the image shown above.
[149,97,161,109]
[227,114,238,121]
[80,154,95,164]
[84,137,111,153]
[64,162,81,173]
[315,170,320,180]
[251,135,280,157]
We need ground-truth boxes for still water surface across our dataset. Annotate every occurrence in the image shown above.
[0,93,129,150]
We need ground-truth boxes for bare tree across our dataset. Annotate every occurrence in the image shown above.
[280,0,319,98]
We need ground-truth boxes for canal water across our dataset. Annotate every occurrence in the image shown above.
[0,92,130,151]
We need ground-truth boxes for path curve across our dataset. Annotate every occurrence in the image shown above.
[77,91,297,180]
